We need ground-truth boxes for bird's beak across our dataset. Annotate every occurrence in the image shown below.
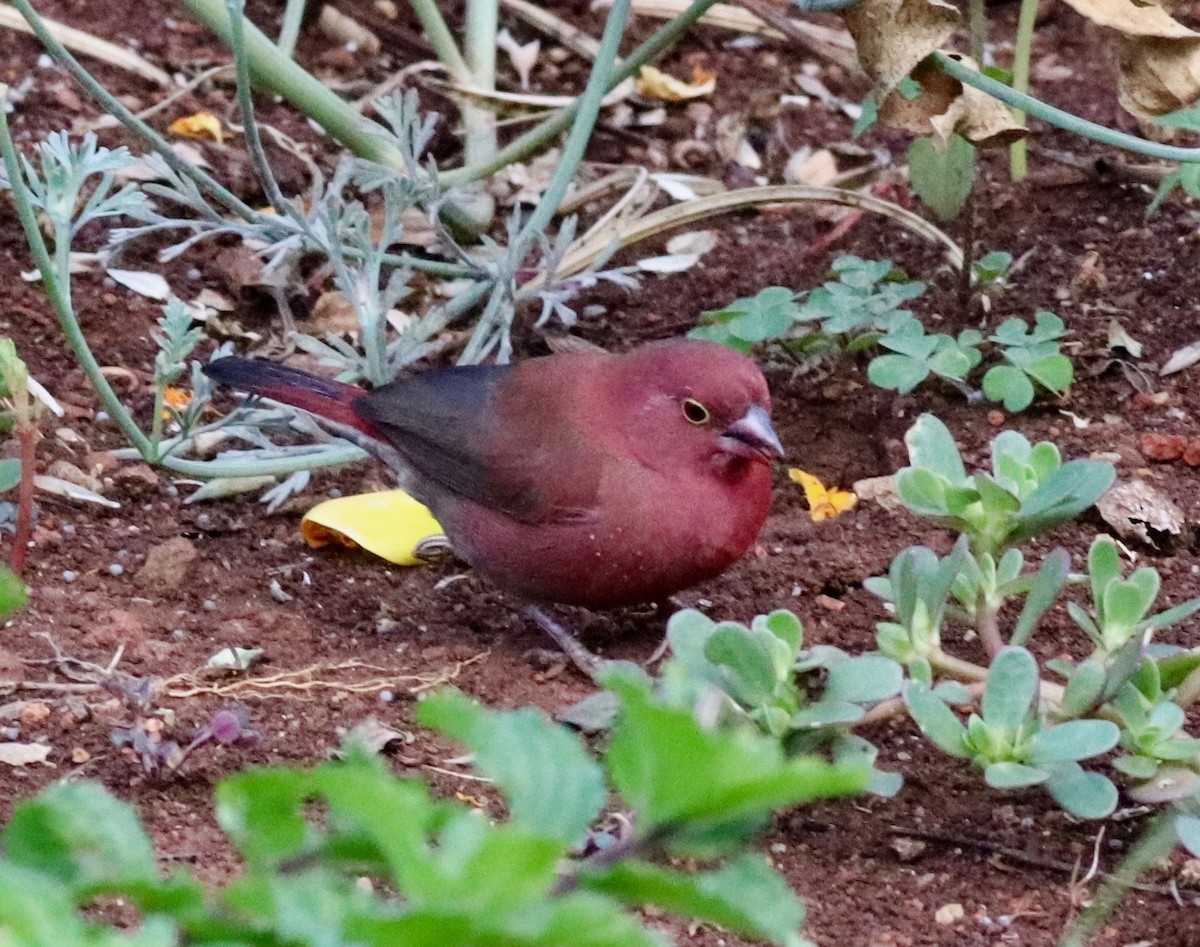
[719,404,785,464]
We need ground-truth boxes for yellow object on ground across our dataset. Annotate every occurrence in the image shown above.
[788,468,858,522]
[301,490,446,566]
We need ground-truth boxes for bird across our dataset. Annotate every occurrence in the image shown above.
[204,339,784,667]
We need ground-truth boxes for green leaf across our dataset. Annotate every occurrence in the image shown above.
[896,467,949,517]
[216,766,317,868]
[0,862,91,943]
[0,566,28,619]
[1060,659,1106,718]
[1103,579,1151,633]
[582,853,804,944]
[1011,548,1070,646]
[867,352,931,395]
[791,701,864,728]
[4,781,159,890]
[604,673,866,841]
[1025,354,1073,395]
[907,133,975,221]
[1114,754,1159,779]
[1145,597,1200,631]
[984,761,1048,789]
[1026,720,1119,764]
[1176,816,1200,859]
[706,622,779,706]
[904,413,967,484]
[1044,764,1118,819]
[763,609,804,653]
[823,655,903,704]
[418,689,605,845]
[1015,459,1115,539]
[983,364,1035,412]
[0,457,21,493]
[903,682,968,757]
[1088,536,1122,613]
[981,647,1038,736]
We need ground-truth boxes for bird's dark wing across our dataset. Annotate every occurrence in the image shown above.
[354,363,594,521]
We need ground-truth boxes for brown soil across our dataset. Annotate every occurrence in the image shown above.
[3,1,1200,944]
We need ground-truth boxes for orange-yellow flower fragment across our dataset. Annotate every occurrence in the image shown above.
[788,468,857,522]
[169,112,224,143]
[301,490,445,566]
[162,386,192,420]
[635,65,716,102]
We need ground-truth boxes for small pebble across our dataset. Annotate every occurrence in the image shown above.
[328,488,343,499]
[116,548,131,561]
[202,599,217,611]
[96,411,109,422]
[0,727,18,740]
[61,523,76,537]
[171,629,188,641]
[379,690,395,703]
[107,563,124,577]
[195,512,213,530]
[165,485,179,498]
[61,570,77,583]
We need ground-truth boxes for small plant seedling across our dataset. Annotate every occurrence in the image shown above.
[653,608,905,796]
[982,311,1074,412]
[867,320,982,395]
[691,256,1072,410]
[907,133,976,222]
[688,256,925,356]
[905,647,1120,818]
[0,680,866,946]
[1068,535,1200,658]
[896,414,1115,556]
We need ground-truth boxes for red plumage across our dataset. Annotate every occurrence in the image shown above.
[204,339,783,608]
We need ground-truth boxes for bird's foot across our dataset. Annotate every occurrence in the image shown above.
[521,605,602,680]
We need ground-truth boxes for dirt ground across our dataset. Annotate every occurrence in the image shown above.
[3,0,1200,943]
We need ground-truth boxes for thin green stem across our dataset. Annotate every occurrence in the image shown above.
[179,0,408,169]
[1058,812,1178,947]
[933,52,1200,164]
[7,0,256,221]
[442,0,725,187]
[967,0,986,65]
[225,0,292,216]
[515,0,628,246]
[159,445,367,478]
[459,0,500,225]
[276,0,307,58]
[0,96,156,460]
[1008,0,1038,181]
[407,0,470,79]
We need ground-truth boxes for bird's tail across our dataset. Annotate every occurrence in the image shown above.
[203,357,377,436]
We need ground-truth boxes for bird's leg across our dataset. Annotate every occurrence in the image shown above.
[643,597,686,667]
[521,605,602,680]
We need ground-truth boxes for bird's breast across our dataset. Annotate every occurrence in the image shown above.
[441,459,773,609]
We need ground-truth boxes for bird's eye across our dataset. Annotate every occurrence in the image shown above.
[682,398,710,425]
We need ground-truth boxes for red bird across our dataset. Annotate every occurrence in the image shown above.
[204,339,783,611]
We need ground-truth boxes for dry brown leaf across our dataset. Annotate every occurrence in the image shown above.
[1118,36,1200,118]
[841,0,957,91]
[886,56,1026,145]
[1096,478,1186,545]
[784,147,839,185]
[635,65,716,102]
[1056,0,1200,118]
[169,112,224,143]
[317,5,381,53]
[839,0,1023,143]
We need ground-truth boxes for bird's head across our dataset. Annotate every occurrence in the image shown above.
[610,339,784,472]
